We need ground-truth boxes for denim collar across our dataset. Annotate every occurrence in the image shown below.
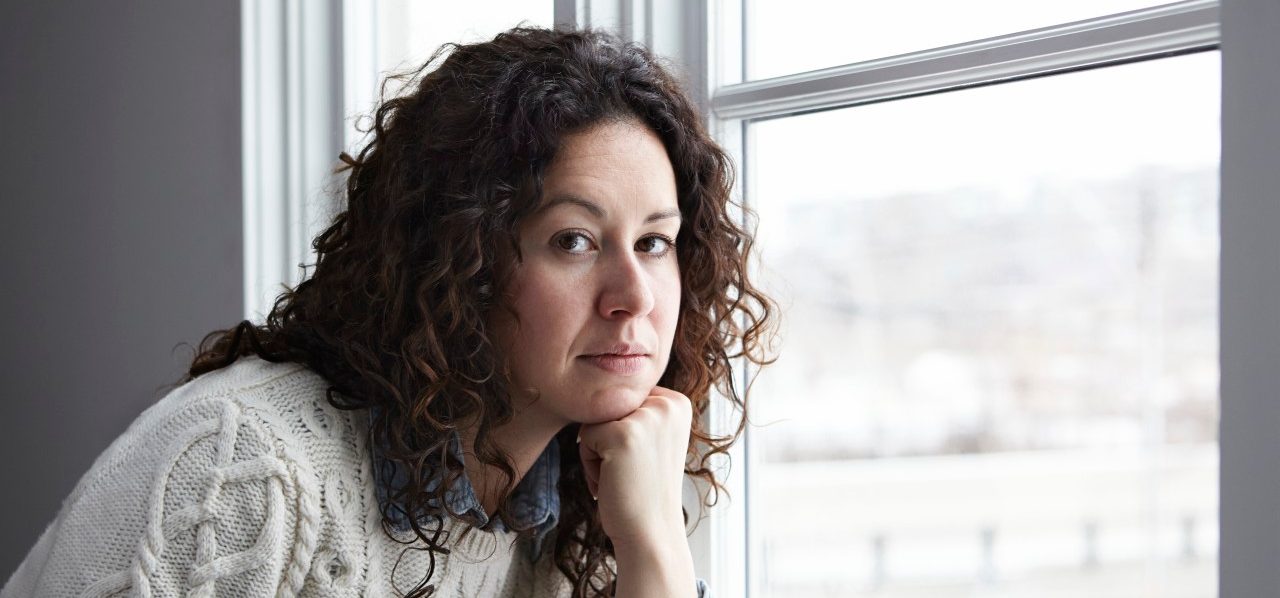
[369,409,561,564]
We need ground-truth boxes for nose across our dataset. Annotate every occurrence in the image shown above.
[597,251,656,320]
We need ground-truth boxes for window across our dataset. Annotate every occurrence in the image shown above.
[705,1,1223,596]
[747,51,1219,597]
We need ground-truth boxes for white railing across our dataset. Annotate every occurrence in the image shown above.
[755,443,1217,596]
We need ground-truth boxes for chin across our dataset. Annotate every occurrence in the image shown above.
[578,384,652,423]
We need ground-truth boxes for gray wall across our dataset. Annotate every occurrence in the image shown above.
[1220,0,1280,595]
[0,1,242,577]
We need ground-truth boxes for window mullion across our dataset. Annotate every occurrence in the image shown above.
[713,0,1219,121]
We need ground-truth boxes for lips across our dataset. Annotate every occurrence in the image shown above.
[580,342,650,375]
[583,342,650,358]
[582,354,647,375]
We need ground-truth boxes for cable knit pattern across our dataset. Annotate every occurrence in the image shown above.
[1,356,710,597]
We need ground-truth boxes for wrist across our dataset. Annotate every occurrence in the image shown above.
[613,525,688,561]
[612,530,696,598]
[611,518,687,557]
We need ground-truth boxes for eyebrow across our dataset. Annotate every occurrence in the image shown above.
[543,192,681,224]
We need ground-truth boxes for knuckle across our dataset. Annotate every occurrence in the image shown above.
[615,421,641,449]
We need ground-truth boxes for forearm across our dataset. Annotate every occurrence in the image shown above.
[612,529,697,598]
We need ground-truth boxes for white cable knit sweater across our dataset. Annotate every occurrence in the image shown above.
[1,355,578,597]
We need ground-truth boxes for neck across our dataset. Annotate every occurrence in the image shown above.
[457,406,567,518]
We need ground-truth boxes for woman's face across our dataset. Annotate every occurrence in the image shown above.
[493,120,682,426]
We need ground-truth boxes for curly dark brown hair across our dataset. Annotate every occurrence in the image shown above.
[176,25,774,597]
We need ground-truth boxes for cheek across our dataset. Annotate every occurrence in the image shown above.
[654,270,682,345]
[506,270,584,356]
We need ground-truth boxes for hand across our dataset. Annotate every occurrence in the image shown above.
[576,386,692,549]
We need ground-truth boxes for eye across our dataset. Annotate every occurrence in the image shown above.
[636,234,675,257]
[552,230,594,254]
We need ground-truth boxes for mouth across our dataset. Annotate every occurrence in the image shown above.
[579,343,651,375]
[584,342,649,357]
[580,353,649,375]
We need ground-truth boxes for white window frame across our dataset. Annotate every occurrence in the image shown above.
[244,0,1280,594]
[241,0,346,322]
[709,2,1221,596]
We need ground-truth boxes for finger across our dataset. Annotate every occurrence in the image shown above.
[648,386,693,412]
[648,385,687,400]
[648,386,694,426]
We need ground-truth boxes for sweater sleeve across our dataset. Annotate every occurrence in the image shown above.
[2,397,320,597]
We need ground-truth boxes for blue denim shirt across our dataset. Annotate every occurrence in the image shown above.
[369,418,561,563]
[369,411,710,597]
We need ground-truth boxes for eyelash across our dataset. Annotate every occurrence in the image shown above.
[552,229,676,258]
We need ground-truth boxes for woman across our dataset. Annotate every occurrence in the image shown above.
[1,26,773,598]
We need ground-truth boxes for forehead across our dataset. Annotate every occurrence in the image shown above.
[536,120,679,217]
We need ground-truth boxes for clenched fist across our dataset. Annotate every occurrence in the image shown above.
[576,386,692,549]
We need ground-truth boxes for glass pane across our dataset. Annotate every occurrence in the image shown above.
[747,51,1219,598]
[745,0,1177,80]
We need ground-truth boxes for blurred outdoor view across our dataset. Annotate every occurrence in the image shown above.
[746,50,1220,598]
